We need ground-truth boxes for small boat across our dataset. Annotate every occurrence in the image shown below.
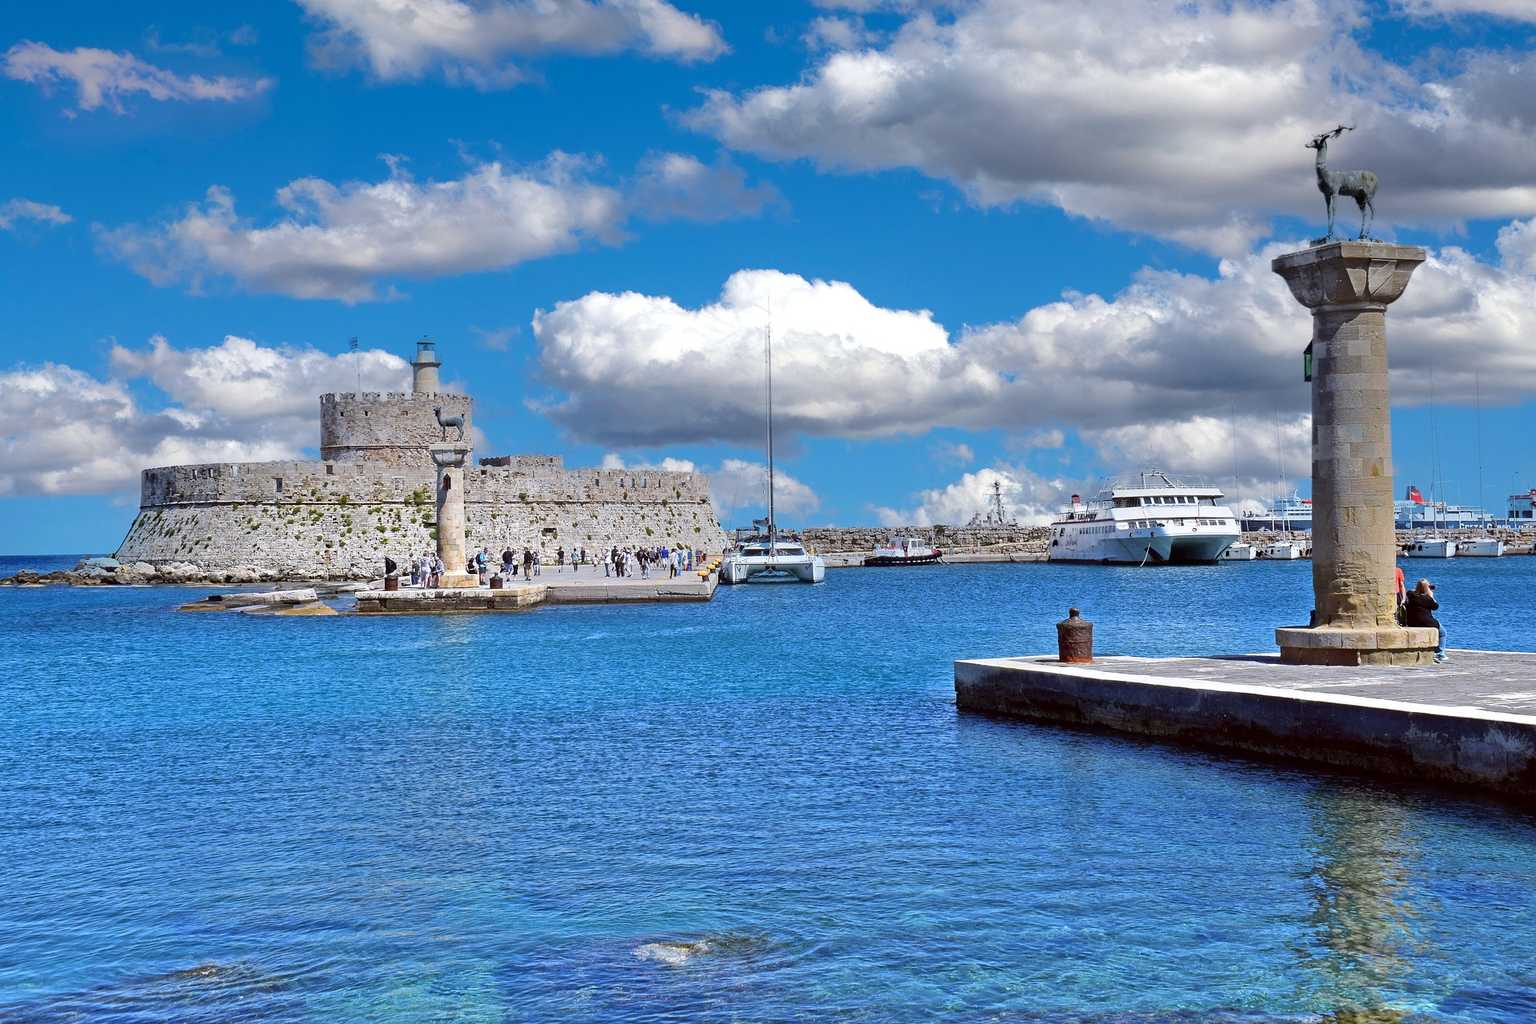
[865,537,943,567]
[1456,538,1504,558]
[1219,541,1257,561]
[1262,540,1307,560]
[1403,538,1456,559]
[721,535,826,584]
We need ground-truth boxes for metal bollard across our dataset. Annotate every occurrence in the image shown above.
[1057,607,1093,663]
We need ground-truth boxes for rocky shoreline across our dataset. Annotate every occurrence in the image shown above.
[0,557,363,588]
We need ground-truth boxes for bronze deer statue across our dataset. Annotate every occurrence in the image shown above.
[433,405,465,442]
[1307,125,1377,241]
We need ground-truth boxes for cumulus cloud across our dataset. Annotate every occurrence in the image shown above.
[708,458,820,517]
[100,155,626,303]
[100,151,776,302]
[0,199,71,231]
[534,267,998,446]
[297,0,725,86]
[599,451,697,472]
[532,236,1536,470]
[688,0,1536,254]
[631,152,781,223]
[873,465,1066,527]
[0,336,405,497]
[2,41,272,115]
[930,440,974,466]
[1395,0,1536,20]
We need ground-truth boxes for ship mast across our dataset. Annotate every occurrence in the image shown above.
[765,312,776,544]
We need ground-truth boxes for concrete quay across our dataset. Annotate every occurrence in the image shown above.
[955,651,1536,801]
[354,569,717,613]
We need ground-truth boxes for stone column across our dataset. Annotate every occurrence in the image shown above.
[1271,241,1437,666]
[431,443,477,588]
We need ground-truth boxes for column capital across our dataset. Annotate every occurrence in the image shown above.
[429,442,472,468]
[1272,241,1425,311]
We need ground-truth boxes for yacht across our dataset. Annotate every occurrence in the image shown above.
[1219,541,1258,561]
[1403,538,1456,559]
[1457,538,1505,558]
[721,528,826,584]
[866,537,943,567]
[717,312,826,586]
[1262,540,1308,560]
[1046,472,1240,565]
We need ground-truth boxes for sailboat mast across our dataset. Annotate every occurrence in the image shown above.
[765,316,775,539]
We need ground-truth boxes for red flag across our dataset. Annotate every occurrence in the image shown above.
[1407,485,1425,504]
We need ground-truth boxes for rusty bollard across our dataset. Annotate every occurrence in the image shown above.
[1057,608,1093,663]
[383,575,400,592]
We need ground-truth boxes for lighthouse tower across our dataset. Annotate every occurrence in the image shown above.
[411,337,442,393]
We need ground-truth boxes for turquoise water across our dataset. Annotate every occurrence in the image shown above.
[3,556,1535,1022]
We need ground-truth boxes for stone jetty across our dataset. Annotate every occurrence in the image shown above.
[956,652,1536,802]
[355,568,718,613]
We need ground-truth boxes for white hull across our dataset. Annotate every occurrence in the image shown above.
[720,553,825,584]
[1050,530,1237,565]
[1457,538,1504,557]
[1263,542,1308,560]
[1220,542,1257,561]
[1403,539,1457,559]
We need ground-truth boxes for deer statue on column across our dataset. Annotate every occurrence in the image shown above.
[1307,125,1378,241]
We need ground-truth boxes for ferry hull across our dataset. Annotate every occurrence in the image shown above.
[1050,533,1237,566]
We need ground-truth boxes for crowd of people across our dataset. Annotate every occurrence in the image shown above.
[396,543,706,588]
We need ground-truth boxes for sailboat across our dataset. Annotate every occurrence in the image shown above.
[719,313,826,585]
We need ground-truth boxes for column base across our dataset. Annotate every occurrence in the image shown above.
[1275,626,1439,667]
[437,571,479,589]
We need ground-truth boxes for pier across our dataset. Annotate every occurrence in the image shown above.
[955,651,1536,801]
[354,570,717,613]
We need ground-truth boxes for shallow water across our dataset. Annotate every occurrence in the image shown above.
[2,557,1534,1022]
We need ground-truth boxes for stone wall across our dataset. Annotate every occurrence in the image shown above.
[117,458,728,578]
[803,525,1050,553]
[319,392,471,463]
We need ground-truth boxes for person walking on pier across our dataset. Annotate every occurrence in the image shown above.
[1404,578,1446,663]
[522,547,533,581]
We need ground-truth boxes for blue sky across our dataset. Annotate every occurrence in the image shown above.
[2,0,1535,553]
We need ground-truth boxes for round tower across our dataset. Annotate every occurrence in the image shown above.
[412,337,441,393]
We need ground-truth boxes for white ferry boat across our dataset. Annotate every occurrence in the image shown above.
[1262,540,1308,560]
[1219,541,1257,561]
[1240,491,1313,532]
[1457,538,1505,558]
[865,537,942,567]
[1403,538,1456,559]
[1046,472,1240,565]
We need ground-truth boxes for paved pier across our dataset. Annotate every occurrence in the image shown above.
[355,569,717,613]
[955,651,1536,801]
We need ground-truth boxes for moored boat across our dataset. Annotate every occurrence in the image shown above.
[1403,538,1456,558]
[1262,540,1308,560]
[865,537,942,567]
[1457,538,1505,558]
[1046,471,1240,565]
[721,533,826,584]
[1219,541,1257,561]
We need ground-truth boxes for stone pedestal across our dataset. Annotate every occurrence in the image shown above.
[1270,242,1436,666]
[431,443,477,589]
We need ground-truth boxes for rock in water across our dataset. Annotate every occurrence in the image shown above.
[633,940,714,966]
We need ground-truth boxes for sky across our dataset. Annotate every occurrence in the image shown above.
[2,0,1535,554]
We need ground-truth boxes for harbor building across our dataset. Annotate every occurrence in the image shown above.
[114,341,728,578]
[1511,488,1535,527]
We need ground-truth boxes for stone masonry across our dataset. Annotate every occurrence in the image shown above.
[1270,241,1437,666]
[114,341,728,579]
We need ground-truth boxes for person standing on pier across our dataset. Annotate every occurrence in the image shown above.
[1395,565,1407,623]
[1404,579,1446,663]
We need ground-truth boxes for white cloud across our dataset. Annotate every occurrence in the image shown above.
[873,465,1065,527]
[688,0,1536,254]
[1011,429,1064,451]
[599,451,697,473]
[533,267,999,446]
[708,458,820,517]
[100,150,776,302]
[802,16,876,51]
[99,155,626,303]
[1395,0,1536,20]
[0,335,403,497]
[930,440,974,466]
[297,0,725,86]
[631,152,780,223]
[0,199,71,231]
[2,41,272,115]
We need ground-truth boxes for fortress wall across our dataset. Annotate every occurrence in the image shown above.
[117,459,727,577]
[320,392,471,463]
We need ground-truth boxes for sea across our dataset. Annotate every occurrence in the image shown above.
[2,554,1534,1023]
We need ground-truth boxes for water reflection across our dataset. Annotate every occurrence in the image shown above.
[1297,786,1425,1021]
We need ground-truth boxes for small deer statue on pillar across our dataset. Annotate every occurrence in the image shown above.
[1307,125,1378,241]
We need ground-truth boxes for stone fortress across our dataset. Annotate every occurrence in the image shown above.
[115,340,729,579]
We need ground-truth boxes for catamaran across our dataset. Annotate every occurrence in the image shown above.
[1046,472,1240,565]
[719,313,825,585]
